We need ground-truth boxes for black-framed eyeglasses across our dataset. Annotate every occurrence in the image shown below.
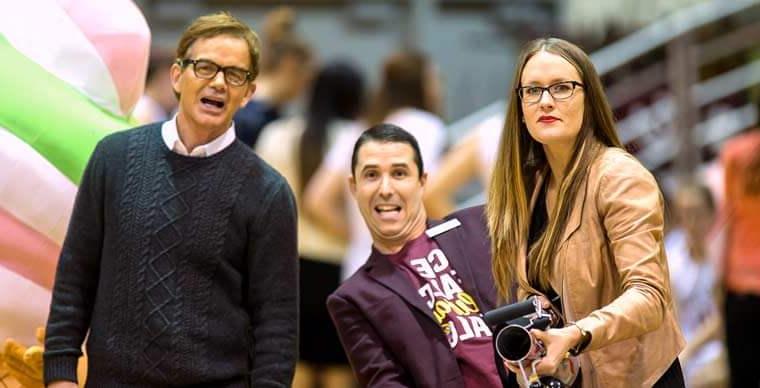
[516,80,584,103]
[178,58,252,87]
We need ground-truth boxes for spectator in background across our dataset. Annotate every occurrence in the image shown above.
[132,49,178,124]
[255,61,365,388]
[720,127,760,388]
[666,183,727,388]
[234,7,314,148]
[424,115,504,218]
[304,50,447,281]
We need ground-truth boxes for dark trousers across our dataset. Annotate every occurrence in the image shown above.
[725,292,760,388]
[299,258,347,365]
[653,359,685,388]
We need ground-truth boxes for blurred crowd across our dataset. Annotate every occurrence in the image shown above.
[3,2,753,387]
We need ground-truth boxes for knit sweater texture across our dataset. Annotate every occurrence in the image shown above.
[44,123,299,387]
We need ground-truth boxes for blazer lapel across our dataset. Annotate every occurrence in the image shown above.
[558,170,589,246]
[518,168,590,297]
[364,217,486,323]
[365,249,435,321]
[528,169,590,247]
[429,219,484,306]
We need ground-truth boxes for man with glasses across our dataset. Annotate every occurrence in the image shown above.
[44,12,298,388]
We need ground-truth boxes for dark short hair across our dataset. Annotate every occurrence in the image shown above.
[351,124,424,178]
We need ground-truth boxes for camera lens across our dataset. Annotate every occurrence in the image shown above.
[496,325,532,362]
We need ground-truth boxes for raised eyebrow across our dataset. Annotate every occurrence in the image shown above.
[551,80,578,86]
[195,58,248,71]
[359,164,379,173]
[359,162,410,171]
[193,58,216,65]
[523,79,576,86]
[226,65,250,73]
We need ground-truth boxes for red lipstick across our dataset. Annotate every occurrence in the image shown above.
[538,115,559,123]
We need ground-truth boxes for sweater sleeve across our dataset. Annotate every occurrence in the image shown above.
[246,179,299,387]
[44,140,107,384]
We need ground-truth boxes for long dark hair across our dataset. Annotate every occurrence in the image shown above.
[259,7,311,74]
[298,61,365,194]
[365,51,437,125]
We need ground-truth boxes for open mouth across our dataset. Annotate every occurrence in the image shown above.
[375,205,402,219]
[200,97,225,109]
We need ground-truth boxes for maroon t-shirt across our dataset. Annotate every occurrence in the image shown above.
[386,233,502,388]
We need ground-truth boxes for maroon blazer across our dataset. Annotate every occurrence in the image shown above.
[327,206,509,388]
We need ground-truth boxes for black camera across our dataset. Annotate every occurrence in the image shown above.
[484,296,575,388]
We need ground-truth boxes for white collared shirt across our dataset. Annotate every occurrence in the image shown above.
[161,115,236,157]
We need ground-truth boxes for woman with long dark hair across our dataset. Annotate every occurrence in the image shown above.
[487,38,685,387]
[256,61,365,388]
[365,50,442,126]
[235,7,313,148]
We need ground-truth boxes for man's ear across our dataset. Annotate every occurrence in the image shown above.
[170,62,182,97]
[348,175,357,197]
[419,172,428,188]
[240,82,256,108]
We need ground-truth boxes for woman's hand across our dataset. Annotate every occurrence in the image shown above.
[531,326,582,376]
[502,360,531,388]
[534,294,552,310]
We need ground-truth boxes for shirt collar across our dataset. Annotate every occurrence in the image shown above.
[161,114,236,157]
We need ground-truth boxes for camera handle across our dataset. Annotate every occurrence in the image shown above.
[512,313,567,388]
[515,358,565,388]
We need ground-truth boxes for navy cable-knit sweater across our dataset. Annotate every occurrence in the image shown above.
[43,123,298,387]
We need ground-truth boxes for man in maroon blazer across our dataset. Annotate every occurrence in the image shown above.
[326,124,511,387]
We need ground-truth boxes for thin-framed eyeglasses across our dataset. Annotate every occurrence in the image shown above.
[516,80,583,103]
[178,58,252,87]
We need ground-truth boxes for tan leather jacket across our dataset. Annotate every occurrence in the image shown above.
[517,147,685,387]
